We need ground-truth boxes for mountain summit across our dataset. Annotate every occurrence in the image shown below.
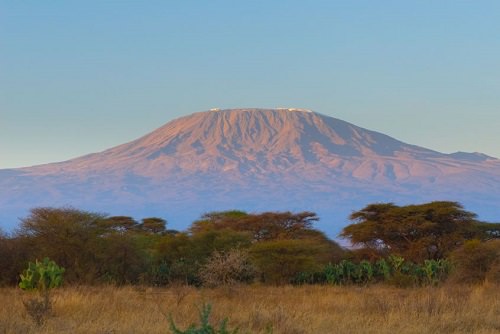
[1,108,499,232]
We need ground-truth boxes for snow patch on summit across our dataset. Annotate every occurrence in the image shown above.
[276,108,312,112]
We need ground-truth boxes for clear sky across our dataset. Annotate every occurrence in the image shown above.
[1,1,499,169]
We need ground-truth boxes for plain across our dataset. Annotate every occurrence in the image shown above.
[1,283,499,334]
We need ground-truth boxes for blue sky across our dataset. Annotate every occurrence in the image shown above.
[1,1,499,168]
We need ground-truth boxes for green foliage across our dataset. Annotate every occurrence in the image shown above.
[147,261,171,286]
[96,232,150,285]
[422,259,451,285]
[387,255,405,274]
[191,211,320,242]
[324,263,342,285]
[19,258,65,326]
[0,205,495,288]
[139,217,167,234]
[321,260,374,285]
[338,260,357,283]
[191,230,253,258]
[250,239,327,284]
[449,239,500,284]
[374,259,391,280]
[169,258,202,286]
[152,233,202,285]
[355,260,374,283]
[19,257,64,291]
[189,211,249,235]
[341,201,480,262]
[169,303,238,334]
[102,216,139,233]
[18,207,107,283]
[317,256,451,287]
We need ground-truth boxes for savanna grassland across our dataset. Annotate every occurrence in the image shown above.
[1,283,500,334]
[2,203,500,333]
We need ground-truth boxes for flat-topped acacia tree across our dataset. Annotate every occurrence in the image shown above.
[340,201,483,262]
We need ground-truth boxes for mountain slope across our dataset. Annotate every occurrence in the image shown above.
[1,108,499,232]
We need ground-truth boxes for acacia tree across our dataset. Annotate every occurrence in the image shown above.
[101,216,138,233]
[18,207,107,282]
[139,217,167,234]
[250,239,329,284]
[189,210,343,285]
[340,201,481,262]
[17,208,171,284]
[190,210,320,241]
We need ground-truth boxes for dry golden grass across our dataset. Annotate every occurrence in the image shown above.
[1,283,499,334]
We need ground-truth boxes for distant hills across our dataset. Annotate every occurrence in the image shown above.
[1,108,499,233]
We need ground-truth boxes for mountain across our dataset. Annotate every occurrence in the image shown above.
[1,108,499,233]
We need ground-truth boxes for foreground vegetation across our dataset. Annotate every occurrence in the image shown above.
[1,201,499,332]
[1,284,500,333]
[1,201,499,287]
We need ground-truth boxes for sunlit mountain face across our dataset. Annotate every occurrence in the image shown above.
[1,108,499,233]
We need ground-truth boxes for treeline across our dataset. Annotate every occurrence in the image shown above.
[1,201,499,287]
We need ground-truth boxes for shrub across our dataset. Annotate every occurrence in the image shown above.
[450,239,500,284]
[421,259,452,285]
[321,260,374,285]
[374,259,391,280]
[200,249,254,287]
[324,262,343,285]
[169,303,238,334]
[146,261,171,286]
[19,257,65,326]
[321,257,451,287]
[250,239,326,284]
[19,257,65,291]
[353,260,374,283]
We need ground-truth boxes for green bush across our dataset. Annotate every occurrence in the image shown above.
[319,256,451,287]
[450,239,500,284]
[374,259,391,280]
[19,257,65,326]
[324,262,342,285]
[320,260,374,285]
[422,259,451,285]
[19,257,65,291]
[169,303,238,334]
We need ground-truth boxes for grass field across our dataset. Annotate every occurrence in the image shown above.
[1,283,499,333]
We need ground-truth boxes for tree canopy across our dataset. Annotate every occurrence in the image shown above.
[0,203,497,287]
[340,201,483,261]
[190,210,320,241]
